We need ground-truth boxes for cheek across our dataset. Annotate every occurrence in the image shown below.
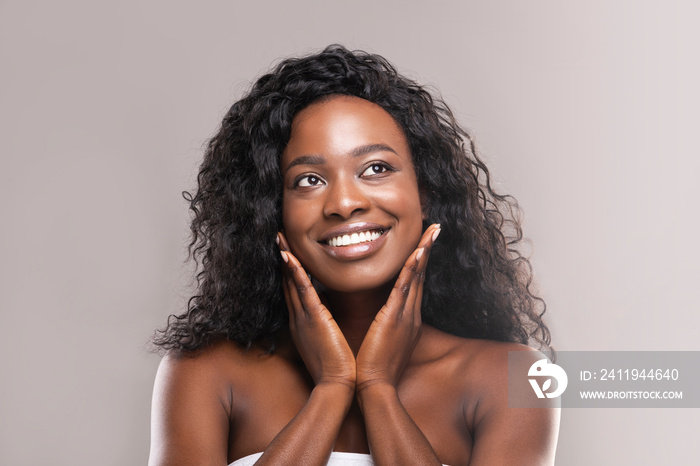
[281,195,325,276]
[383,182,424,230]
[404,213,424,254]
[281,197,307,250]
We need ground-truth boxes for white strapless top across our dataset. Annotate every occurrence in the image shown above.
[229,451,449,465]
[229,451,374,465]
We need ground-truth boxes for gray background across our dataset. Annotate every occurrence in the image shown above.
[1,0,698,464]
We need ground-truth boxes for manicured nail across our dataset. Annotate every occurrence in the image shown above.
[431,228,441,242]
[276,233,280,246]
[415,248,425,262]
[280,251,289,263]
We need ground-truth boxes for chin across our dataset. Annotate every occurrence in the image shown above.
[316,279,393,295]
[309,261,403,295]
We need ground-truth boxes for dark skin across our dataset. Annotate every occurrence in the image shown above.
[149,97,560,466]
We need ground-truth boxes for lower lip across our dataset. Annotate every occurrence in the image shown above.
[320,230,389,260]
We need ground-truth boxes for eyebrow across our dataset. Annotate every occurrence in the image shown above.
[284,143,398,175]
[351,143,397,158]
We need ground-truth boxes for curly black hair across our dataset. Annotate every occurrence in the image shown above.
[153,45,552,354]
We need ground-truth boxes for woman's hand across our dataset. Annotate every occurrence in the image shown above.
[355,223,441,393]
[278,232,357,391]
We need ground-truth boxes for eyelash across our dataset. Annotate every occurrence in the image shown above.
[361,162,393,177]
[294,174,324,188]
[292,162,395,188]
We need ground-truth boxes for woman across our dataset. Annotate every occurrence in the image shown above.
[149,45,559,465]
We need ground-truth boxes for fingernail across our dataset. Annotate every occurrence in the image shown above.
[415,248,425,262]
[276,233,280,246]
[280,251,289,263]
[431,228,441,242]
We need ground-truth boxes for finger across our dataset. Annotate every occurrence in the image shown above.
[388,224,440,321]
[283,249,325,318]
[278,232,312,316]
[382,247,422,320]
[415,223,441,259]
[416,224,440,276]
[281,274,300,334]
[277,231,291,252]
[278,232,297,296]
[404,247,426,321]
[397,223,440,295]
[413,253,427,325]
[280,252,303,322]
[284,262,306,318]
[414,280,425,326]
[281,266,293,312]
[412,225,440,322]
[280,237,325,322]
[410,224,440,288]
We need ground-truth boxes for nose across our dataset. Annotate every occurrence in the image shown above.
[322,177,371,219]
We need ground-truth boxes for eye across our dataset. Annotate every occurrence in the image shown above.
[361,163,391,177]
[295,174,324,188]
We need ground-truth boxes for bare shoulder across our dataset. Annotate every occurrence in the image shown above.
[148,339,263,466]
[449,336,544,392]
[157,337,253,378]
[417,326,541,383]
[155,340,241,400]
[414,328,550,418]
[417,327,559,465]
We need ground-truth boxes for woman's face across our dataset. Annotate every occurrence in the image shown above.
[281,96,424,293]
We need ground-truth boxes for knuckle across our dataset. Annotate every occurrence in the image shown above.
[394,282,411,296]
[296,283,310,297]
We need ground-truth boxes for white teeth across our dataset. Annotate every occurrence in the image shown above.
[326,229,384,247]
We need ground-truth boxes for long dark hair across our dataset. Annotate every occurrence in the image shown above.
[154,45,552,353]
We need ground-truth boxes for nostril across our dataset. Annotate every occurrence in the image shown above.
[322,184,371,219]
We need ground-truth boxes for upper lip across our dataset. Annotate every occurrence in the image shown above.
[318,222,389,243]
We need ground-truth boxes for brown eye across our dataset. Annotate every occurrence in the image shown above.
[297,175,324,187]
[361,163,389,177]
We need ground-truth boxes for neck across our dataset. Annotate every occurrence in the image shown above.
[322,283,393,354]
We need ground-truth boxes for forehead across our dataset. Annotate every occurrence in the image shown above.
[281,96,410,167]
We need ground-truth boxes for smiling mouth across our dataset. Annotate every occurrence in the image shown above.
[325,229,385,247]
